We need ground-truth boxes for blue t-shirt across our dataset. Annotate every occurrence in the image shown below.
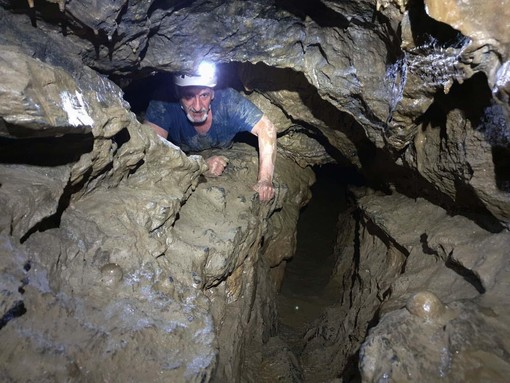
[145,88,263,152]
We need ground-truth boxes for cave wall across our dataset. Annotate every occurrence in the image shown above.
[1,0,510,381]
[2,0,509,223]
[301,189,510,381]
[0,10,315,381]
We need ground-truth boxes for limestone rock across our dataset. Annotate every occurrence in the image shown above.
[1,0,510,381]
[301,190,510,381]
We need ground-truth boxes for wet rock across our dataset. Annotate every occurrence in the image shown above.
[1,0,510,381]
[406,291,446,320]
[0,165,70,239]
[361,298,510,383]
[100,263,123,286]
[301,190,510,381]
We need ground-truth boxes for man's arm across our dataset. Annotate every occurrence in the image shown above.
[144,120,169,139]
[251,115,277,201]
[144,120,226,176]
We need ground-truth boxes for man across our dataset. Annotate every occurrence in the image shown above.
[144,65,276,201]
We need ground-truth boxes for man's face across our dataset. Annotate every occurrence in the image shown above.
[179,86,214,124]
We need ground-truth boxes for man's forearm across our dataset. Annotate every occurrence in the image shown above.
[144,120,169,139]
[254,116,276,183]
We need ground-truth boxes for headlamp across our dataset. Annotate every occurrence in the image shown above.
[198,61,216,79]
[174,61,218,88]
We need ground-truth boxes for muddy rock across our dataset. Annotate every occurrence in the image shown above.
[301,190,510,382]
[1,0,510,381]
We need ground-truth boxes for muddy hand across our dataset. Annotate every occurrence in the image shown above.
[253,180,275,201]
[205,155,229,177]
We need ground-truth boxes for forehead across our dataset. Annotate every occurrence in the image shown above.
[180,86,212,97]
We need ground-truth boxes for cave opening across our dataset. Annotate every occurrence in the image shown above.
[120,62,247,119]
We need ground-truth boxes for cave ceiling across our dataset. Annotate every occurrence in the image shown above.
[2,0,508,135]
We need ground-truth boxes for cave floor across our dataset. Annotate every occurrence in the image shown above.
[277,164,348,352]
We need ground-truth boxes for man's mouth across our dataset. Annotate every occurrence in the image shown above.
[186,108,208,124]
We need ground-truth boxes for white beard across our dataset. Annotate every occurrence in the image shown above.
[182,104,209,124]
[186,110,208,124]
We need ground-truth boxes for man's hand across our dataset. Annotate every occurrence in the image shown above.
[253,180,275,202]
[205,155,228,177]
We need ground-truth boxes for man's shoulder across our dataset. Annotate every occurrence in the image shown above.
[212,87,263,132]
[151,98,180,108]
[214,88,252,111]
[215,87,241,100]
[147,98,182,117]
[145,98,185,131]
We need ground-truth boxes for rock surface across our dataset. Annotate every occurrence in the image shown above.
[300,189,510,382]
[1,0,510,382]
[0,30,313,382]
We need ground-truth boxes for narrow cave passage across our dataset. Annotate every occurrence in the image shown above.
[277,164,358,350]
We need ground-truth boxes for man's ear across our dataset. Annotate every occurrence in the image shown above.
[211,90,215,100]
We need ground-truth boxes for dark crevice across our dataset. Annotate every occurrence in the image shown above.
[275,0,353,28]
[121,71,174,117]
[0,301,27,330]
[23,261,32,272]
[492,146,510,192]
[407,0,467,48]
[340,350,362,383]
[476,102,510,193]
[350,207,362,308]
[363,216,410,259]
[420,233,439,256]
[275,164,366,382]
[128,159,145,176]
[0,133,94,166]
[113,127,131,151]
[341,306,385,382]
[4,0,65,26]
[277,164,351,326]
[147,0,193,18]
[445,257,486,294]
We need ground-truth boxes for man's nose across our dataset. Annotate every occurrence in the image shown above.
[192,96,202,110]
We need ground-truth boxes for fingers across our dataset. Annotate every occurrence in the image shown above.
[259,188,275,201]
[253,181,275,201]
[204,158,275,201]
[205,156,228,177]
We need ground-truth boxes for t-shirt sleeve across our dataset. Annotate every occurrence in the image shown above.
[222,88,264,133]
[145,100,170,133]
